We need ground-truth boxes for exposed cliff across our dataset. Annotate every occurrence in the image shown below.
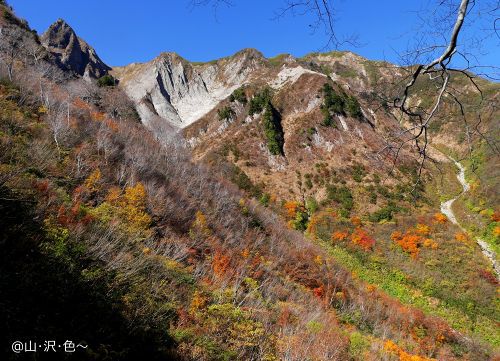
[41,19,110,79]
[112,49,267,128]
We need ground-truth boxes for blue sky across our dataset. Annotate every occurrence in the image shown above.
[8,0,500,70]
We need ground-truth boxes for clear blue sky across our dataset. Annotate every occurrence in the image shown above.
[8,0,499,70]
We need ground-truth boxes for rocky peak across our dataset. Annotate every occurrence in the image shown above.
[42,19,74,48]
[41,19,110,79]
[113,49,268,131]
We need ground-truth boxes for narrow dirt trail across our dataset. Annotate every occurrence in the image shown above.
[440,157,499,279]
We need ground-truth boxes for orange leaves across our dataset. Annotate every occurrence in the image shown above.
[391,230,421,258]
[392,222,438,258]
[332,231,348,242]
[491,212,500,222]
[330,227,375,252]
[350,216,362,227]
[384,340,437,361]
[105,119,119,132]
[105,186,121,203]
[366,284,377,293]
[454,232,468,243]
[493,226,500,237]
[212,251,230,277]
[350,228,375,251]
[433,213,447,224]
[284,200,300,218]
[313,285,324,298]
[305,214,320,236]
[384,339,399,354]
[32,179,50,194]
[73,97,89,110]
[90,110,106,122]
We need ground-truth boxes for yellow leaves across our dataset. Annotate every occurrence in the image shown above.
[415,223,430,236]
[91,182,151,238]
[384,340,399,354]
[313,255,323,265]
[84,168,101,192]
[384,339,437,361]
[423,238,438,249]
[194,210,207,229]
[189,290,208,315]
[123,182,147,209]
[202,303,265,349]
[190,210,211,238]
[37,105,48,114]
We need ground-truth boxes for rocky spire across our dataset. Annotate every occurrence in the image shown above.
[41,19,111,79]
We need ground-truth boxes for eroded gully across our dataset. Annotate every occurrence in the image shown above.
[439,158,499,279]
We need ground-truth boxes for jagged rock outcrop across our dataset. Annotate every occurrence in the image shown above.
[112,49,267,129]
[41,19,110,79]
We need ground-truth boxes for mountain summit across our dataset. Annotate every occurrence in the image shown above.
[41,19,110,79]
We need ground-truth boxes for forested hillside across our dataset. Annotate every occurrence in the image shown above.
[0,2,498,360]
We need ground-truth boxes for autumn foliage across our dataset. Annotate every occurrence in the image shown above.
[350,228,375,251]
[384,340,437,361]
[433,213,448,224]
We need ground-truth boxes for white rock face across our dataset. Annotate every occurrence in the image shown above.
[269,65,325,89]
[115,50,329,131]
[338,115,349,131]
[312,132,334,152]
[116,50,262,129]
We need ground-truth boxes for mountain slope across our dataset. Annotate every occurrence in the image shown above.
[0,3,498,360]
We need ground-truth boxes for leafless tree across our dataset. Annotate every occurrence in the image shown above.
[380,0,500,187]
[194,0,498,187]
[0,25,26,81]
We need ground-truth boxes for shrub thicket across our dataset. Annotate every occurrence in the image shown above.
[217,105,235,121]
[97,74,116,87]
[262,102,284,155]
